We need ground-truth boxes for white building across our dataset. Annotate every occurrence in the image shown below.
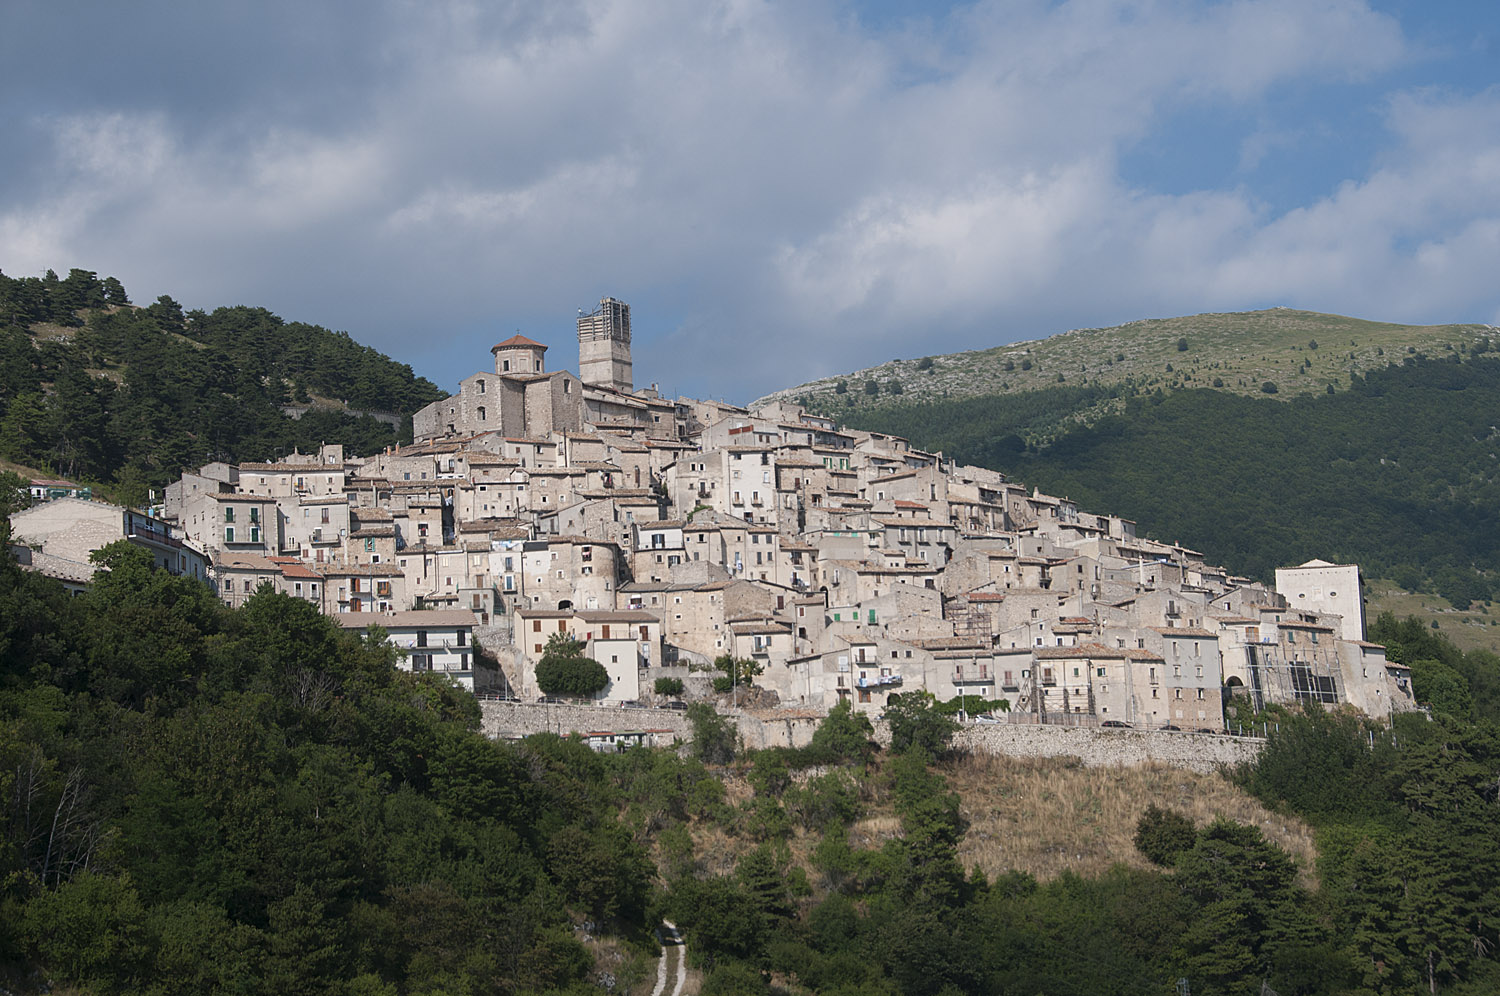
[1275,559,1366,642]
[334,610,482,690]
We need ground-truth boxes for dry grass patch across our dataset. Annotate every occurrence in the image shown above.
[0,459,52,479]
[944,753,1317,887]
[650,754,1315,900]
[1367,580,1500,655]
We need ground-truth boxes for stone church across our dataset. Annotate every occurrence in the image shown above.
[412,297,655,442]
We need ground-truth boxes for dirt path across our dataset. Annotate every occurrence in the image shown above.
[650,921,686,996]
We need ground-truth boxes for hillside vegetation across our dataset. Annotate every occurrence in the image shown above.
[757,308,1495,439]
[0,267,445,503]
[835,351,1500,606]
[6,519,1500,993]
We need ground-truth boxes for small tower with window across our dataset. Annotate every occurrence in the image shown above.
[491,334,548,376]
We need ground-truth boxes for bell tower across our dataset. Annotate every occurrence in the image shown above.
[577,297,633,394]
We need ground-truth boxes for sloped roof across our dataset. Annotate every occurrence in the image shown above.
[492,334,548,351]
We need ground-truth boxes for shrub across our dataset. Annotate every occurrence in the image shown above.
[1260,381,1279,394]
[882,691,958,755]
[805,699,876,765]
[1134,805,1197,866]
[688,703,737,765]
[535,635,609,698]
[1177,337,1189,351]
[786,771,864,829]
[654,677,685,697]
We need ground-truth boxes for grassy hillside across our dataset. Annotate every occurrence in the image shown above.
[1367,580,1500,656]
[756,309,1495,436]
[841,355,1500,605]
[686,753,1316,888]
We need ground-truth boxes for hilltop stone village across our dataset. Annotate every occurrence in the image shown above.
[10,298,1418,735]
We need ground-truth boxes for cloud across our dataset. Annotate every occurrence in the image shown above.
[3,1,1496,400]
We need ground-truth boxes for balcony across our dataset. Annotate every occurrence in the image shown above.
[857,674,903,689]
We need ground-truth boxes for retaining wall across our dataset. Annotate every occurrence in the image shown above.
[479,701,1263,772]
[953,724,1263,773]
[481,701,691,742]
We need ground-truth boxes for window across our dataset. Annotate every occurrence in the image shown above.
[224,507,235,523]
[365,538,374,552]
[1096,667,1107,677]
[225,526,235,543]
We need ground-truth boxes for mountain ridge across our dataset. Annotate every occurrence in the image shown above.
[755,307,1497,423]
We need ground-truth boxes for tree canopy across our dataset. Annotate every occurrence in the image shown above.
[534,634,609,698]
[0,267,444,500]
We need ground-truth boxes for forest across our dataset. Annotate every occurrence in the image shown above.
[5,493,1500,993]
[0,268,445,503]
[837,354,1500,606]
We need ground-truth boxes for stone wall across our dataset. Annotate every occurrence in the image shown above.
[479,700,1263,772]
[481,701,691,742]
[953,724,1263,774]
[479,700,833,750]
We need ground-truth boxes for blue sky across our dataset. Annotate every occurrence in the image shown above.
[3,1,1498,402]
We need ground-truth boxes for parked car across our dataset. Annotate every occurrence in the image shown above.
[1159,724,1182,731]
[973,714,1004,725]
[537,696,562,704]
[1101,720,1133,728]
[664,701,688,711]
[621,700,646,709]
